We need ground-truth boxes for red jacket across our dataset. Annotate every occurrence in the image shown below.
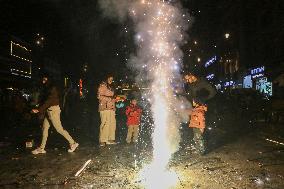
[189,105,207,129]
[126,104,142,126]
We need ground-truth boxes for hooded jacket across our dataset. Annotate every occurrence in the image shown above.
[125,104,142,126]
[184,78,216,102]
[97,82,115,111]
[189,105,207,129]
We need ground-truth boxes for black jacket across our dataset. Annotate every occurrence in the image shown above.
[184,78,216,102]
[38,84,61,114]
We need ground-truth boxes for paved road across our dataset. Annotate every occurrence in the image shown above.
[0,100,283,189]
[0,122,283,189]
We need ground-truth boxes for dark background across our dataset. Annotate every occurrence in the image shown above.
[0,0,283,81]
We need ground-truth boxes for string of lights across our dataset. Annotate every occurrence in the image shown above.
[265,138,284,146]
[10,41,32,63]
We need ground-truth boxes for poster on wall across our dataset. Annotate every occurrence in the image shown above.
[256,77,272,96]
[243,75,252,88]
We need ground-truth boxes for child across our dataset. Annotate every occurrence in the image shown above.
[189,98,207,154]
[125,98,142,144]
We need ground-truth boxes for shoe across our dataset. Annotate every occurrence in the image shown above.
[68,143,79,152]
[99,142,106,147]
[106,141,117,145]
[32,147,46,155]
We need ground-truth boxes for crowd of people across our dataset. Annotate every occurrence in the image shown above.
[25,71,217,155]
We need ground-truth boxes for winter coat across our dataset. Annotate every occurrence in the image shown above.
[125,104,142,126]
[189,105,207,129]
[38,85,61,115]
[97,82,115,112]
[184,78,216,102]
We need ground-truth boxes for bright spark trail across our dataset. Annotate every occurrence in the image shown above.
[130,1,190,188]
[99,0,190,188]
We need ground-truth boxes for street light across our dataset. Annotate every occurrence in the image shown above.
[225,33,230,39]
[197,57,201,62]
[35,34,45,47]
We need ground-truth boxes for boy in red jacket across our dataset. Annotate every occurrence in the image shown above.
[125,98,142,144]
[189,98,207,154]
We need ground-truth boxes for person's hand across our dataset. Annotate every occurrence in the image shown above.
[200,128,204,133]
[31,109,39,114]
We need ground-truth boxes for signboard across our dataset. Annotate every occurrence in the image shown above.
[250,66,264,79]
[206,73,214,80]
[243,75,253,88]
[10,41,32,78]
[224,80,235,87]
[205,56,217,68]
[256,77,272,96]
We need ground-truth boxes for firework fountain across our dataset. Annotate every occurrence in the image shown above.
[99,0,191,188]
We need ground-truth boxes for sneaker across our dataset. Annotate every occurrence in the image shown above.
[106,141,117,145]
[32,147,46,155]
[68,143,79,152]
[99,142,106,147]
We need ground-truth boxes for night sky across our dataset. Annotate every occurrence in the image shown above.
[0,0,283,80]
[0,0,132,79]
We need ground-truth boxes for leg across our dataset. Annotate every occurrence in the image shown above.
[126,126,134,143]
[48,109,75,145]
[40,117,51,149]
[133,125,139,143]
[193,128,205,154]
[99,111,109,143]
[108,110,116,141]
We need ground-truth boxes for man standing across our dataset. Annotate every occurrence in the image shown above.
[97,74,117,147]
[31,75,79,155]
[184,73,216,102]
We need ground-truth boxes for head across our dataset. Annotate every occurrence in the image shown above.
[131,99,137,106]
[106,74,114,85]
[184,73,197,83]
[42,76,48,85]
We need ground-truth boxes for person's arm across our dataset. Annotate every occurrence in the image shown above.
[97,84,112,102]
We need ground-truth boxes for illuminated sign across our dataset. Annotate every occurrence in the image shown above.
[224,80,235,87]
[79,79,83,97]
[206,73,215,80]
[243,75,252,88]
[248,66,265,79]
[215,84,221,90]
[10,41,32,63]
[256,77,272,96]
[205,56,217,68]
[10,41,32,78]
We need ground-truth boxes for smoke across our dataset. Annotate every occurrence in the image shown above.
[99,0,192,169]
[98,0,132,22]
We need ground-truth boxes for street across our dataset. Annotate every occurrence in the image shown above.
[0,102,283,189]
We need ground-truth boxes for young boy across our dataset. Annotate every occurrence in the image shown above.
[125,98,142,144]
[189,98,207,154]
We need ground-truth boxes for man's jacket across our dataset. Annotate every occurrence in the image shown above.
[185,78,216,101]
[38,85,60,114]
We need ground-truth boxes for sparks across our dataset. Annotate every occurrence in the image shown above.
[127,0,190,188]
